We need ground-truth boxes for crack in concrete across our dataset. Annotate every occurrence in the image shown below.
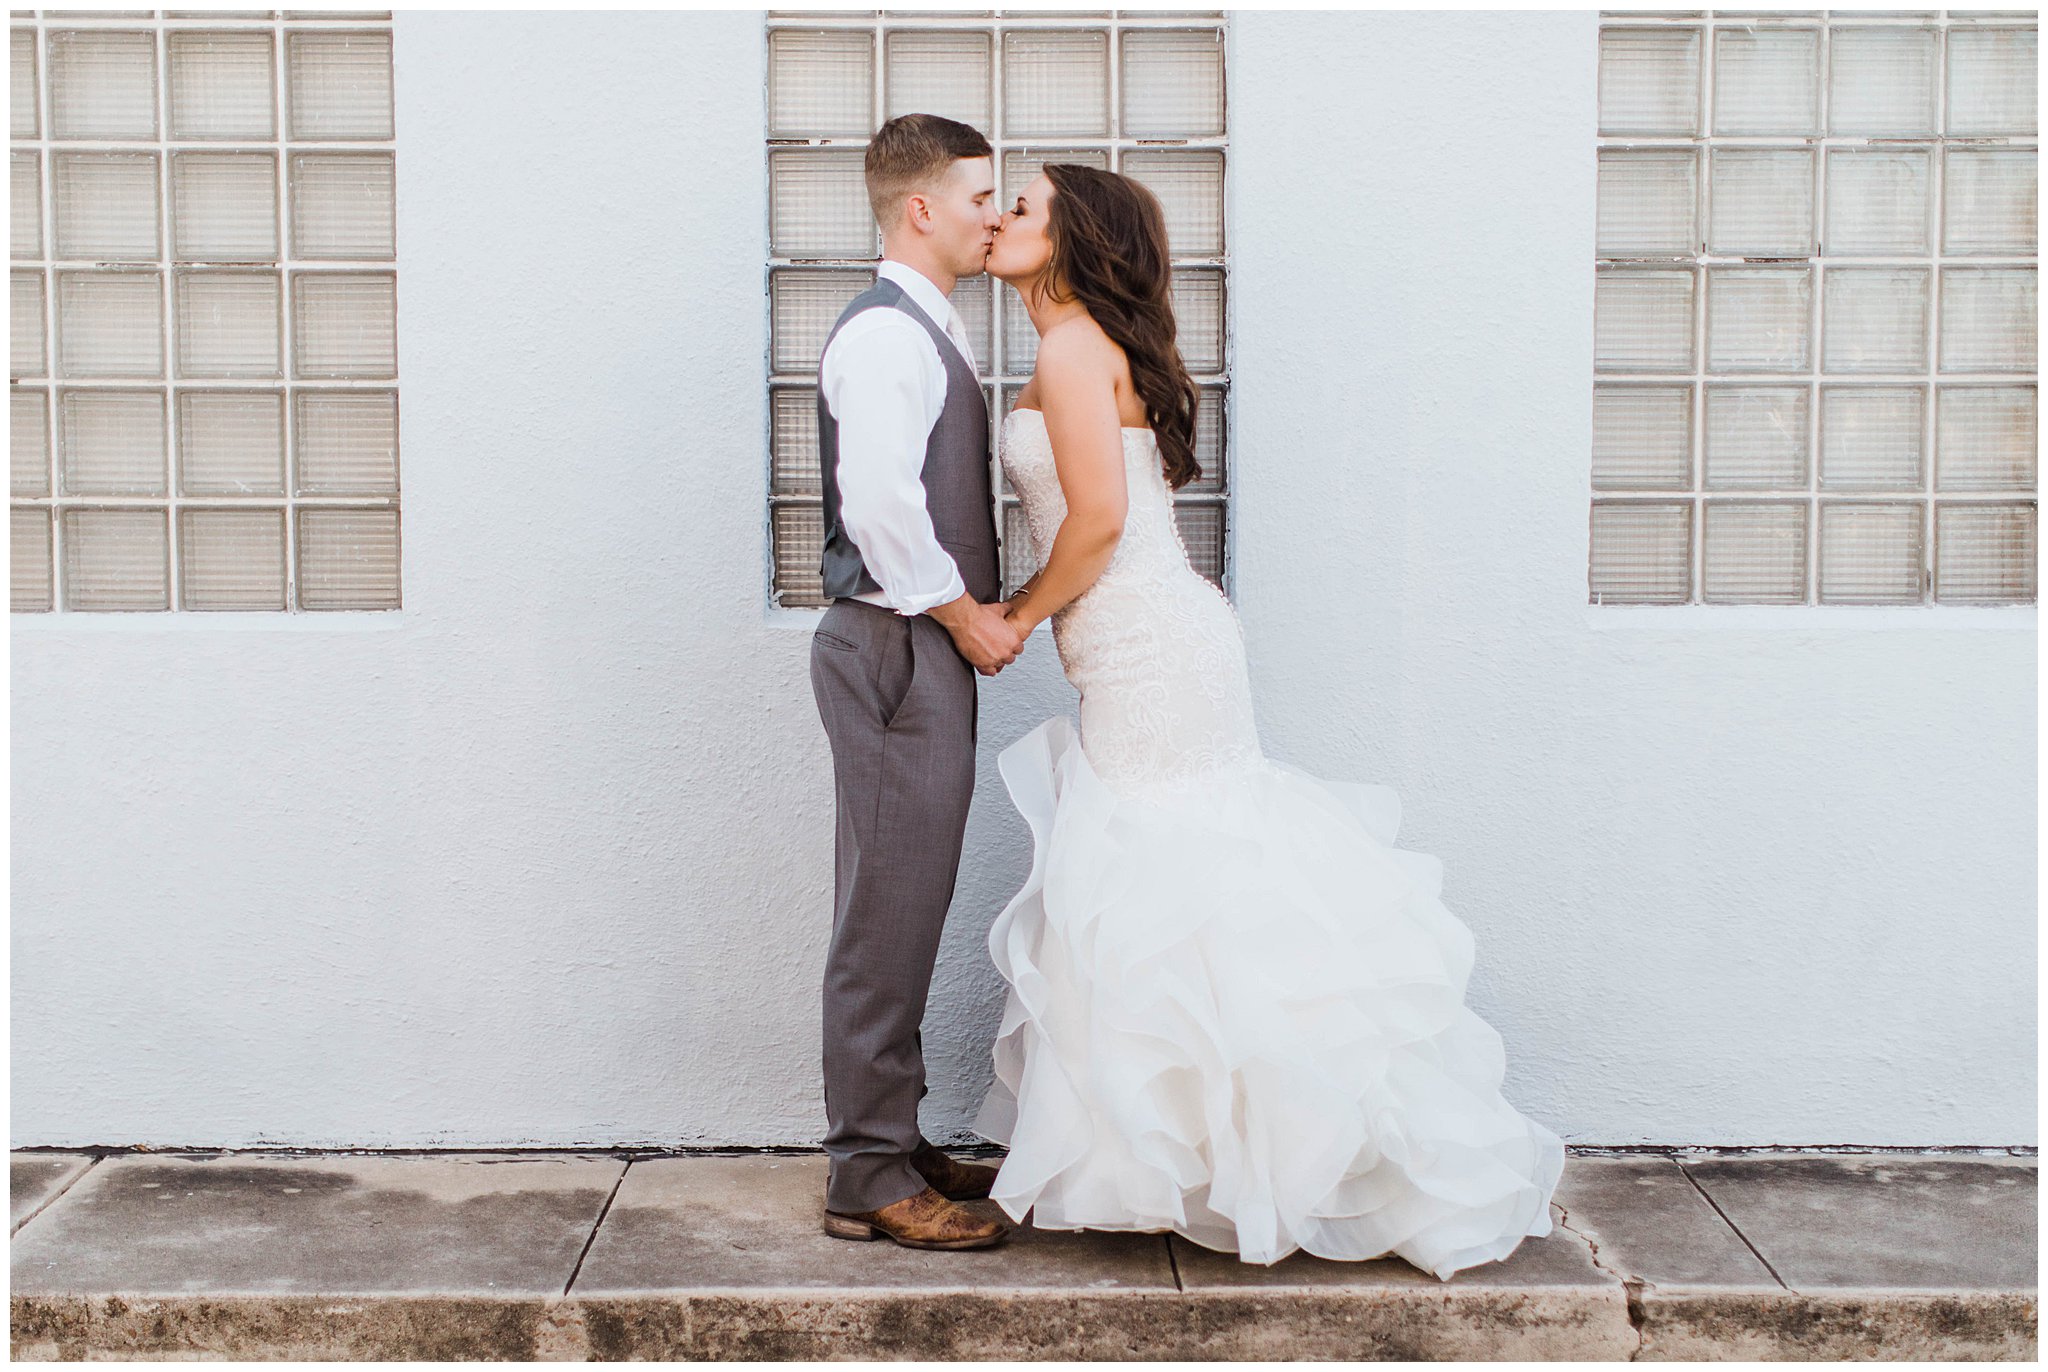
[1554,1201,1649,1362]
[10,1155,102,1240]
[562,1157,631,1298]
[1676,1158,1790,1292]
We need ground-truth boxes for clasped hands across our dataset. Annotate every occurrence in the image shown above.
[948,597,1037,677]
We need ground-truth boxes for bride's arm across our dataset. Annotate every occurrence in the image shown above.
[1005,327,1128,635]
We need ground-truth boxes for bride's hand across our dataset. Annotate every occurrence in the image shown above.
[1003,584,1038,629]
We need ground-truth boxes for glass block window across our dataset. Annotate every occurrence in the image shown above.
[1594,13,2035,605]
[765,10,1229,609]
[11,11,399,614]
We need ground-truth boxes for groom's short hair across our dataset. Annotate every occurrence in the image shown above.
[865,114,994,228]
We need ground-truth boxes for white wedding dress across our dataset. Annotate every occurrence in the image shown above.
[970,407,1565,1280]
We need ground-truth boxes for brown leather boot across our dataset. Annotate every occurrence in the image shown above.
[910,1141,1000,1200]
[822,1184,1009,1249]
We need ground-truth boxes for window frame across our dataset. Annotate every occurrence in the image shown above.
[763,8,1232,613]
[10,9,402,615]
[1592,11,2037,607]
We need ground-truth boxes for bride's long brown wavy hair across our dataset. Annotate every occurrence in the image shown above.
[1033,163,1203,490]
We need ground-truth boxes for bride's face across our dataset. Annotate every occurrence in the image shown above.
[986,173,1055,287]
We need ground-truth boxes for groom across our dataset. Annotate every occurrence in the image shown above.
[808,114,1025,1250]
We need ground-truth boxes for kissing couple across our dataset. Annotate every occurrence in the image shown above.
[807,113,1564,1279]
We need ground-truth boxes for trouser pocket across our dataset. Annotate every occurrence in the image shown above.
[875,613,916,730]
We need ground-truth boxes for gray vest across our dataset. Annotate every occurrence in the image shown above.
[816,277,1000,605]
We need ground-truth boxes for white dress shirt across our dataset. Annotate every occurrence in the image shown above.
[819,259,981,616]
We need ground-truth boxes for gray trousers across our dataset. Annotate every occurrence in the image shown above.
[809,597,978,1214]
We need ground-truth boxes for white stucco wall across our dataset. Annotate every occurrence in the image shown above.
[12,10,2035,1150]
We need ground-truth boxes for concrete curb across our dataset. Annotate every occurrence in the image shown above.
[11,1287,2037,1361]
[1630,1289,2039,1363]
[11,1149,2035,1360]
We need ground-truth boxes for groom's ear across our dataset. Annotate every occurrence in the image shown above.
[896,190,934,236]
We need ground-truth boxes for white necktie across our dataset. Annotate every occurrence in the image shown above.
[943,307,977,372]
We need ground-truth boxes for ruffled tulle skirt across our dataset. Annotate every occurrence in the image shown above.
[970,714,1565,1280]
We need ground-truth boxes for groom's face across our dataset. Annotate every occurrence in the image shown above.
[920,155,1001,279]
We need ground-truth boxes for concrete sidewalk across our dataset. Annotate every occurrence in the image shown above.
[9,1148,2035,1361]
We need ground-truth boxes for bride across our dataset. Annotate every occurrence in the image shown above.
[971,163,1566,1280]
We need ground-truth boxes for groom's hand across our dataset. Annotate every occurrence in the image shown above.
[930,591,1024,675]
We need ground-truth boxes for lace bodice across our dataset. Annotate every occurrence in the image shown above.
[999,407,1263,794]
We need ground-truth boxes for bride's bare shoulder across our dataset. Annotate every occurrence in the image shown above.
[1036,315,1135,392]
[1038,313,1119,361]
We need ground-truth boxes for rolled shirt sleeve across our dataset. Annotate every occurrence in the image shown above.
[819,310,969,617]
